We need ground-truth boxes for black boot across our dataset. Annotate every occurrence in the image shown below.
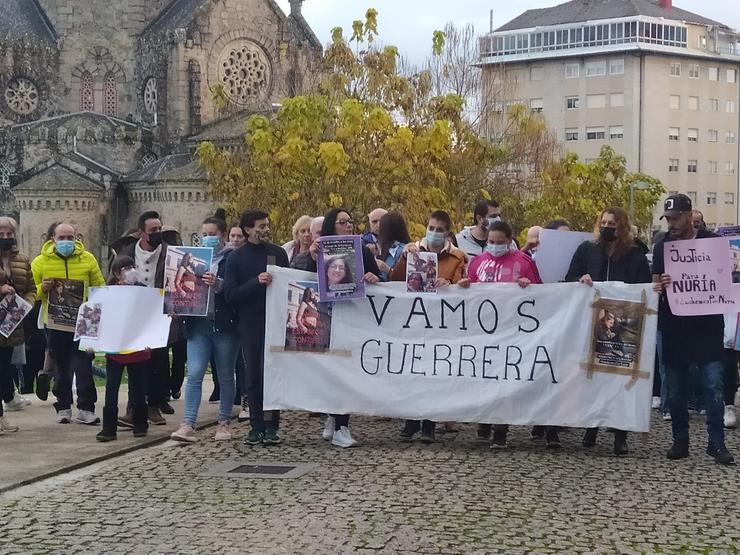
[613,430,628,456]
[97,407,118,442]
[707,443,735,465]
[667,438,689,460]
[545,427,561,449]
[400,420,420,442]
[132,403,149,438]
[582,428,598,448]
[420,420,436,444]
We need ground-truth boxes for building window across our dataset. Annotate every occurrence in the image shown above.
[726,193,735,205]
[708,130,718,143]
[727,69,737,83]
[687,191,697,204]
[687,128,698,142]
[610,93,624,107]
[104,73,117,117]
[688,64,700,79]
[699,35,707,49]
[668,127,680,141]
[727,131,737,144]
[709,67,719,81]
[670,62,681,77]
[141,152,158,167]
[609,125,624,139]
[609,59,624,75]
[586,94,606,109]
[586,60,607,77]
[669,95,680,110]
[0,161,10,189]
[668,159,679,173]
[727,100,736,113]
[707,192,717,205]
[143,77,158,114]
[688,160,697,173]
[530,66,544,81]
[530,98,543,113]
[565,63,579,79]
[80,72,94,111]
[727,162,736,175]
[565,128,579,141]
[709,98,719,112]
[586,126,605,140]
[709,161,718,174]
[687,96,699,110]
[566,96,579,109]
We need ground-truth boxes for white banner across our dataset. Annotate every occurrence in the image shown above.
[264,267,658,432]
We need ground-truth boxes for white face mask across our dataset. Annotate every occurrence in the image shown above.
[486,243,509,257]
[121,268,139,285]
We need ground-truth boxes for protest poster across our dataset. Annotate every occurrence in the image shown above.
[264,266,658,432]
[79,286,171,353]
[47,279,84,332]
[535,229,594,283]
[406,251,438,293]
[588,298,646,375]
[74,302,102,341]
[163,246,212,316]
[284,281,333,352]
[717,225,740,237]
[664,237,736,316]
[317,235,365,302]
[0,294,33,338]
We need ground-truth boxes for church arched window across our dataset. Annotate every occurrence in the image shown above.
[104,73,117,117]
[80,72,94,112]
[0,161,10,189]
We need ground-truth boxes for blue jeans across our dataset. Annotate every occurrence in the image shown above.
[184,319,240,426]
[665,359,725,447]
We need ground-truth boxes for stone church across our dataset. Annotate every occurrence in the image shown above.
[0,0,321,262]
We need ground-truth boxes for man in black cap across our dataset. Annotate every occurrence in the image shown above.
[652,194,734,465]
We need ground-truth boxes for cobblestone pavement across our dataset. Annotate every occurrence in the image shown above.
[1,411,739,555]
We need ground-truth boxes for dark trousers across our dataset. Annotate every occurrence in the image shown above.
[48,330,96,412]
[20,330,46,394]
[403,419,435,435]
[0,346,15,417]
[723,348,739,406]
[240,323,279,432]
[169,339,187,395]
[148,347,170,407]
[333,414,350,429]
[104,359,149,433]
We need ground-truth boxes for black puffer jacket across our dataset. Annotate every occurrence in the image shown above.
[565,240,651,284]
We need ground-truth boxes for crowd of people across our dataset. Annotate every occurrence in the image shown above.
[0,193,737,465]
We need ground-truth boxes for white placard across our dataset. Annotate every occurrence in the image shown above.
[535,229,594,283]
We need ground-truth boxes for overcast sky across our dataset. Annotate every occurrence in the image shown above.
[275,0,740,64]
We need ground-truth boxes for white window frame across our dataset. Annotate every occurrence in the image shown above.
[726,192,735,205]
[670,62,681,77]
[586,127,606,140]
[687,160,698,173]
[727,100,736,114]
[709,67,719,81]
[565,63,579,79]
[709,161,718,174]
[727,131,737,144]
[669,95,680,110]
[709,98,719,112]
[687,96,699,111]
[727,69,737,83]
[687,128,698,142]
[530,98,544,113]
[668,158,679,173]
[586,60,607,77]
[668,127,680,141]
[708,130,719,143]
[566,96,580,110]
[727,162,737,175]
[688,64,700,79]
[565,128,579,141]
[707,192,717,205]
[609,125,624,139]
[609,58,624,75]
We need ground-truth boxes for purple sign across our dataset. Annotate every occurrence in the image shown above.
[317,235,366,302]
[664,237,737,316]
[717,225,740,237]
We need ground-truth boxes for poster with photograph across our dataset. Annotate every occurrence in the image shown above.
[317,235,366,302]
[47,279,84,332]
[74,302,102,341]
[406,251,438,293]
[589,298,644,373]
[0,294,33,338]
[163,246,213,316]
[284,281,332,352]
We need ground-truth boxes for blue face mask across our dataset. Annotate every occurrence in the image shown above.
[201,235,221,249]
[426,230,445,247]
[486,243,509,257]
[55,240,75,258]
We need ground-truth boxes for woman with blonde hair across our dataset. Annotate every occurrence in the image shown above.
[282,215,313,264]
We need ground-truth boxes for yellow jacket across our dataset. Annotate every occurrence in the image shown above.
[31,240,105,324]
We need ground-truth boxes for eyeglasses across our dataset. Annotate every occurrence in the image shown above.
[336,219,354,226]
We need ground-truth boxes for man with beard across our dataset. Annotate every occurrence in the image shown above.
[652,194,734,465]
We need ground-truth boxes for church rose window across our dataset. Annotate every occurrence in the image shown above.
[217,40,272,105]
[104,74,117,117]
[5,78,39,115]
[141,152,158,167]
[80,72,94,111]
[143,78,158,114]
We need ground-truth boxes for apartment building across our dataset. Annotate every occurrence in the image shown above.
[479,0,740,229]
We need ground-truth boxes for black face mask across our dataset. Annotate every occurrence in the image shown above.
[0,238,15,251]
[148,231,163,248]
[599,227,617,242]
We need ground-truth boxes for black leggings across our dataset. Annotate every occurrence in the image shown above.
[333,414,349,430]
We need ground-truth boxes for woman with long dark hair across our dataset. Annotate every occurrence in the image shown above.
[376,212,411,281]
[565,206,651,455]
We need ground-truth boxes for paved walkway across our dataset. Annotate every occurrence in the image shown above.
[1,409,738,554]
[0,387,223,492]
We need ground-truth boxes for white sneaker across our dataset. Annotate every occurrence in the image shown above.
[662,413,671,421]
[0,416,19,432]
[4,394,27,412]
[75,410,100,425]
[237,406,249,423]
[322,416,335,441]
[57,409,72,424]
[331,426,357,448]
[214,421,232,441]
[171,423,198,443]
[724,405,737,429]
[651,396,661,410]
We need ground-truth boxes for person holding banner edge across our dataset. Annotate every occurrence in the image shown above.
[652,194,734,465]
[564,207,651,456]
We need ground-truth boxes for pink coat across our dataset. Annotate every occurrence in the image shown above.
[468,249,542,284]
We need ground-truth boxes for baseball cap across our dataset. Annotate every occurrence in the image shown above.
[660,193,692,219]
